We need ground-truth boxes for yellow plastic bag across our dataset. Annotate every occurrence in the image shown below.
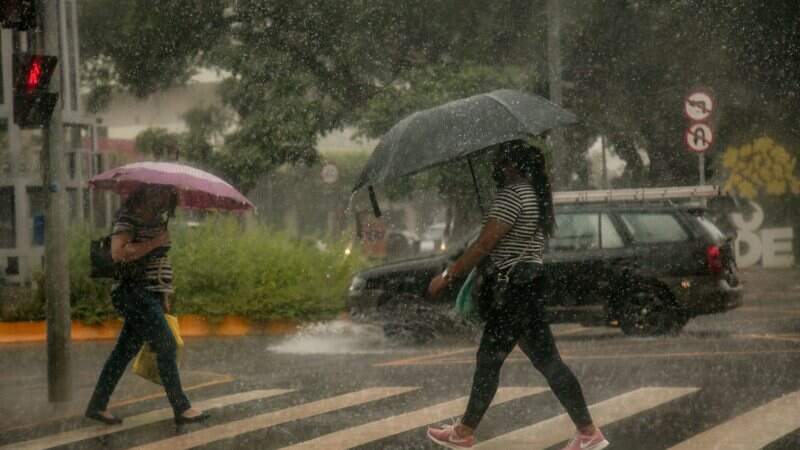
[133,314,184,385]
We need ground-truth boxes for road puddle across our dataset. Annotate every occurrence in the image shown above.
[268,320,390,354]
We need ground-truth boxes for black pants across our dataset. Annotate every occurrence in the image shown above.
[87,284,191,415]
[461,273,593,429]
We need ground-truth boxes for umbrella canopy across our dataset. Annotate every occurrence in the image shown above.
[89,161,254,211]
[353,89,578,192]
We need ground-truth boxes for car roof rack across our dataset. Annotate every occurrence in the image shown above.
[553,185,721,205]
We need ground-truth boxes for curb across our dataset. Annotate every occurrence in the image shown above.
[0,315,300,343]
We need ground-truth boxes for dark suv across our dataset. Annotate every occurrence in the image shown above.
[347,202,742,336]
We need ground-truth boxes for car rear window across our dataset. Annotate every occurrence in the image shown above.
[550,213,624,251]
[601,214,624,248]
[695,215,727,243]
[551,213,599,251]
[619,212,689,244]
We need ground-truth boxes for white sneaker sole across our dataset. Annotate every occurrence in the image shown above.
[426,429,474,449]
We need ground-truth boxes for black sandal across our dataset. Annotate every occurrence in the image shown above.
[85,410,123,425]
[174,411,210,426]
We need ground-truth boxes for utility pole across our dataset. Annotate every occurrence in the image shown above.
[547,0,567,186]
[40,0,72,402]
[601,135,609,189]
[547,0,563,107]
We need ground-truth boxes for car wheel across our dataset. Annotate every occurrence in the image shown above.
[382,321,437,344]
[372,294,478,345]
[619,288,688,336]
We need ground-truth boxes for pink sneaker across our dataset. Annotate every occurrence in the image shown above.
[562,428,609,450]
[427,424,476,449]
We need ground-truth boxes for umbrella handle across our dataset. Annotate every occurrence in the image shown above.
[467,157,485,216]
[368,186,383,218]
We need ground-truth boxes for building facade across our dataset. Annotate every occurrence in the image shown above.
[0,1,115,285]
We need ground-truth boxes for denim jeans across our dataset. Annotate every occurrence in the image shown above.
[87,284,191,415]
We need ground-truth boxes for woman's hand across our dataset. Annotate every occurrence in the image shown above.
[153,230,170,247]
[111,230,170,263]
[427,273,450,299]
[427,219,511,299]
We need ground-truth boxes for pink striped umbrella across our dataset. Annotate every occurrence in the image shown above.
[89,161,254,211]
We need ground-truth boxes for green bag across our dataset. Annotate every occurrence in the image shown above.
[455,268,479,319]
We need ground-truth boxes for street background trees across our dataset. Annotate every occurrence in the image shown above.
[78,0,800,236]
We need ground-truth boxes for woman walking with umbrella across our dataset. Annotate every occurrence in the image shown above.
[426,140,608,450]
[85,184,209,426]
[85,161,252,426]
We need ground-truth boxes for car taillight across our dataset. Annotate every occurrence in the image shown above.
[707,245,723,274]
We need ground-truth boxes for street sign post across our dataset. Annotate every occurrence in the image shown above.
[684,90,714,122]
[685,122,714,153]
[684,88,716,189]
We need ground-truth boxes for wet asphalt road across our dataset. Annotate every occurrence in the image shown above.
[1,269,799,450]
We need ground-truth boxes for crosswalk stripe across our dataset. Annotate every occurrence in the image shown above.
[0,389,293,450]
[477,387,698,450]
[281,387,548,450]
[667,389,800,450]
[130,387,417,450]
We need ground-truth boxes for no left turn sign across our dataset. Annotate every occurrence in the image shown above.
[685,122,713,153]
[684,90,714,121]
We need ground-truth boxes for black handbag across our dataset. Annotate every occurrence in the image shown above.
[90,235,147,280]
[474,259,544,320]
[90,235,116,279]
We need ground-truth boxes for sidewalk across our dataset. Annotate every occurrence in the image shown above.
[0,339,232,433]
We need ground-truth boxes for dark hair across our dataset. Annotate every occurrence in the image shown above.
[497,139,556,237]
[121,185,178,218]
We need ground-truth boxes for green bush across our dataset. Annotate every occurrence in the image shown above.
[27,226,115,324]
[0,282,46,322]
[170,217,366,321]
[66,226,117,324]
[20,218,366,324]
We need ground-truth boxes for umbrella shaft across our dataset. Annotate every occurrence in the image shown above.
[467,157,485,216]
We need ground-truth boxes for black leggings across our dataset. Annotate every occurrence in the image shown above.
[461,275,593,429]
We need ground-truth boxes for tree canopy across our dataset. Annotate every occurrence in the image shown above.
[80,0,800,192]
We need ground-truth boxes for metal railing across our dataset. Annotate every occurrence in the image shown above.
[553,185,721,204]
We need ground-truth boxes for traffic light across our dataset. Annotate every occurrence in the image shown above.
[13,53,58,128]
[1,0,37,30]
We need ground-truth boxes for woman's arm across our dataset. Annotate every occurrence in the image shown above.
[111,231,170,263]
[427,219,512,299]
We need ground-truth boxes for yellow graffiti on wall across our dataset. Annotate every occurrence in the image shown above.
[722,137,800,199]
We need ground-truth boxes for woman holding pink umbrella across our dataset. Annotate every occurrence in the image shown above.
[85,162,252,426]
[85,184,209,426]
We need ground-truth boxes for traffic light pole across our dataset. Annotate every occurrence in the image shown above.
[40,0,72,403]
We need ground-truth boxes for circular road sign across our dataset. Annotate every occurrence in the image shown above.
[321,163,339,184]
[684,90,714,121]
[685,122,714,153]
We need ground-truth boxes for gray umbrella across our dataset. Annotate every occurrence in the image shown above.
[352,89,578,215]
[353,89,578,192]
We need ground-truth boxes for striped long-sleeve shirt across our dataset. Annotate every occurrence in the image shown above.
[486,182,546,270]
[111,211,174,293]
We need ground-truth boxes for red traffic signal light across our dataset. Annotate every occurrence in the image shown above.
[25,56,43,90]
[13,53,58,128]
[1,0,37,30]
[14,54,57,92]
